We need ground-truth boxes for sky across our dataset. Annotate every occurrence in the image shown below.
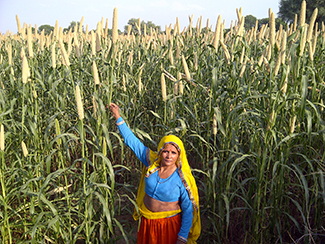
[0,0,280,34]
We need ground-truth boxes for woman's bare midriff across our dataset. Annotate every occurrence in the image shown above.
[144,193,181,212]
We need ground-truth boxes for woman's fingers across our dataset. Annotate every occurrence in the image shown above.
[109,103,120,119]
[109,103,117,110]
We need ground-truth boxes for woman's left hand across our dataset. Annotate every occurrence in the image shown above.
[176,239,186,244]
[109,103,120,121]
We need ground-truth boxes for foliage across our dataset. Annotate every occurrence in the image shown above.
[243,15,287,30]
[278,0,325,24]
[244,15,257,29]
[123,18,161,35]
[1,7,325,244]
[64,21,83,33]
[38,24,54,35]
[257,17,288,30]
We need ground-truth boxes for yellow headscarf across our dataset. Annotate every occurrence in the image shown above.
[133,135,201,243]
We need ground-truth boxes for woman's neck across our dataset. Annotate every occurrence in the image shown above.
[159,164,177,179]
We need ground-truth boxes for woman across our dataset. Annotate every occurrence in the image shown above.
[110,103,200,244]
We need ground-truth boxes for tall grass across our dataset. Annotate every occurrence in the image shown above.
[0,4,325,243]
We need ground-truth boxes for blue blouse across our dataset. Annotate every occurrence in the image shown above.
[116,117,193,240]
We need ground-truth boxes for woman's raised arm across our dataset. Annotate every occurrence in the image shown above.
[109,103,150,167]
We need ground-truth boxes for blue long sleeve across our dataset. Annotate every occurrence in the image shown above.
[116,117,149,167]
[178,180,194,239]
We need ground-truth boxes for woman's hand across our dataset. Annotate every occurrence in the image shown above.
[176,239,186,244]
[176,237,187,244]
[109,103,120,121]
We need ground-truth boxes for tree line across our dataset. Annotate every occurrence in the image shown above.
[35,0,324,36]
[278,0,325,24]
[37,19,161,36]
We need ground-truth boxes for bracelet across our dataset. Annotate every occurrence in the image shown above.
[116,120,125,126]
[177,236,187,243]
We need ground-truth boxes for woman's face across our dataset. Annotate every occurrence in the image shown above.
[160,143,179,167]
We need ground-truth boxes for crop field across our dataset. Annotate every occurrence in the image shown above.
[1,2,325,244]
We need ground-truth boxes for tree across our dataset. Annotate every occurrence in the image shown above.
[64,21,83,33]
[278,0,325,24]
[146,21,161,33]
[245,15,257,29]
[124,18,161,35]
[258,18,269,29]
[38,24,54,35]
[257,17,287,30]
[240,15,287,31]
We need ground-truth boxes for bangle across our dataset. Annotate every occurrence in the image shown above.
[116,120,125,126]
[177,236,187,243]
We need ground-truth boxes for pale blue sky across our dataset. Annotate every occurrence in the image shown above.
[0,0,280,34]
